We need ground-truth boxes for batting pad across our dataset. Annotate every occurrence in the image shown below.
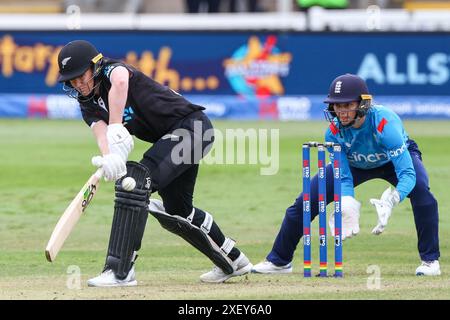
[149,199,235,274]
[105,161,151,279]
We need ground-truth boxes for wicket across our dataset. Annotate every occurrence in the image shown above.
[302,142,342,278]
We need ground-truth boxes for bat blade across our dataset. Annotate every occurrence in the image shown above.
[45,168,103,262]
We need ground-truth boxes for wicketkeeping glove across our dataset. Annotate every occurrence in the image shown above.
[369,187,400,235]
[329,196,361,241]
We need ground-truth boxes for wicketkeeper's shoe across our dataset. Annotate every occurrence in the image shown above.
[200,253,253,283]
[251,260,293,274]
[87,266,138,287]
[415,260,441,276]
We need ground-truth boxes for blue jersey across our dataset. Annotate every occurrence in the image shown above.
[325,105,416,202]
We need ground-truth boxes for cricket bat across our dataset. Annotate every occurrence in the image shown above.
[45,168,103,262]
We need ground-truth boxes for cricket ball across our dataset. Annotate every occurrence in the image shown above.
[122,177,136,191]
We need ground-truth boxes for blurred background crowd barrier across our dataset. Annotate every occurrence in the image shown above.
[1,0,450,120]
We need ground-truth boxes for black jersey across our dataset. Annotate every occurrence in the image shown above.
[79,58,204,143]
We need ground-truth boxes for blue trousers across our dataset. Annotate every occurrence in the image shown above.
[267,140,440,265]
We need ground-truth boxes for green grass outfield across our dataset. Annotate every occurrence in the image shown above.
[0,119,449,300]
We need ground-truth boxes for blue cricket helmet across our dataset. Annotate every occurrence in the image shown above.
[324,73,373,127]
[324,73,370,104]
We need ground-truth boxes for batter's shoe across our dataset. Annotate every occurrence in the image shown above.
[251,260,293,274]
[87,266,137,287]
[200,253,253,283]
[415,260,441,276]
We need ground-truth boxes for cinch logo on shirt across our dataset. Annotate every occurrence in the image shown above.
[388,143,407,158]
[349,152,388,163]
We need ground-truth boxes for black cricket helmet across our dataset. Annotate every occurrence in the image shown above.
[323,73,372,127]
[57,40,103,83]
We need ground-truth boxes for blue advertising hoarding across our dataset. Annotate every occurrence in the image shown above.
[1,31,450,119]
[1,31,450,95]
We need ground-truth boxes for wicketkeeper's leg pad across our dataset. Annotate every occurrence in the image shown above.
[105,161,151,280]
[149,199,235,274]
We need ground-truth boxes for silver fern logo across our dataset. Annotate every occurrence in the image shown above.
[61,56,72,69]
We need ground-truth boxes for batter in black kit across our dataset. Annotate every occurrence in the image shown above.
[57,40,253,286]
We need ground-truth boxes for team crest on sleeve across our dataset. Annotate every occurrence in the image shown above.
[103,65,115,78]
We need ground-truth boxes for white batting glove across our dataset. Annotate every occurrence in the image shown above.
[92,154,126,182]
[107,124,134,162]
[329,196,361,241]
[370,187,400,235]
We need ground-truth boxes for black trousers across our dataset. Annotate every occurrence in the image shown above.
[140,111,214,218]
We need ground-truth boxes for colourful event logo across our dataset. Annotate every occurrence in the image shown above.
[223,35,292,97]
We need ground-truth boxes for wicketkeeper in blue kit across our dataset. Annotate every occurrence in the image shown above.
[252,73,441,276]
